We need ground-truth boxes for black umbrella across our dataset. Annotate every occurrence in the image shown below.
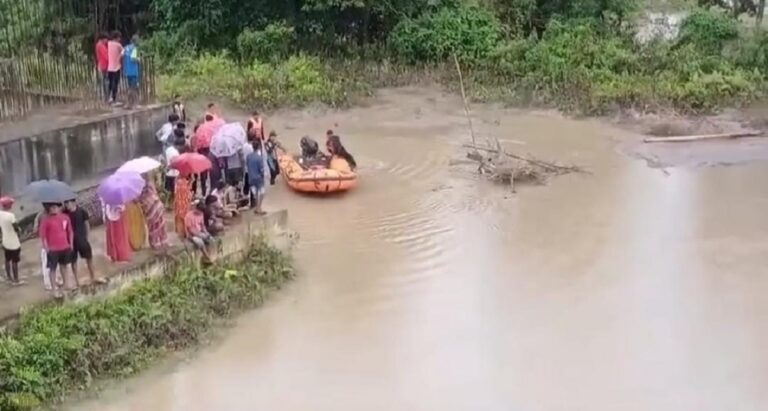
[23,180,76,203]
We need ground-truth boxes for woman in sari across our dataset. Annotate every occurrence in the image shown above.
[138,175,168,250]
[174,175,193,238]
[104,203,131,262]
[125,202,147,251]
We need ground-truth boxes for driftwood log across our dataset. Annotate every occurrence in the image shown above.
[643,131,763,143]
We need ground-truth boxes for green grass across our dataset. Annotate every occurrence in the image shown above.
[0,237,294,411]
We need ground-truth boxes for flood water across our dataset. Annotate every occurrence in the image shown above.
[72,88,768,411]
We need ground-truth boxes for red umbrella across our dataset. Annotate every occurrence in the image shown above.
[170,153,212,177]
[194,117,225,150]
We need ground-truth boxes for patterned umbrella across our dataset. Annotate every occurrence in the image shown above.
[210,123,247,158]
[98,171,146,206]
[117,156,162,174]
[194,117,226,150]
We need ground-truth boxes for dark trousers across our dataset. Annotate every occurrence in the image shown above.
[100,71,109,101]
[107,70,120,101]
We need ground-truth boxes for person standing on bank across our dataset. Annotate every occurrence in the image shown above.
[123,34,140,109]
[39,203,75,297]
[246,140,267,215]
[0,197,22,285]
[94,33,110,101]
[65,200,105,285]
[106,31,123,105]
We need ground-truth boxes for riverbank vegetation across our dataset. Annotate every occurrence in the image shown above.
[0,239,294,411]
[3,0,768,113]
[138,0,768,114]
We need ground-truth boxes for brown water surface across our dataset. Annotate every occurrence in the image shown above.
[72,88,768,411]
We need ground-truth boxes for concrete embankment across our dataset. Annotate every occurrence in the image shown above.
[0,209,289,328]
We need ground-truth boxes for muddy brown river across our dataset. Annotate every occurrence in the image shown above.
[72,88,768,411]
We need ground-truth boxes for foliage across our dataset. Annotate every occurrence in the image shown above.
[388,5,503,64]
[677,8,739,54]
[729,30,768,69]
[0,239,294,411]
[158,53,347,108]
[237,22,297,63]
[490,0,636,36]
[479,18,762,114]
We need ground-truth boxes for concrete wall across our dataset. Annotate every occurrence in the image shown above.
[0,104,170,198]
[0,210,290,327]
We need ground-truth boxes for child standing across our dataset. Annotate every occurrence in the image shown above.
[39,203,74,297]
[0,197,22,285]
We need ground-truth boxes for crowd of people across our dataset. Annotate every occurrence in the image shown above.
[94,31,141,108]
[0,102,357,298]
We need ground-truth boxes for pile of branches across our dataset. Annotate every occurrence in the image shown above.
[463,138,584,192]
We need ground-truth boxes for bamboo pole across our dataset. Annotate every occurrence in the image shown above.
[643,131,763,143]
[452,54,477,147]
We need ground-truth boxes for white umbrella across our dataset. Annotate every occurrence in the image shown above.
[117,156,162,174]
[210,123,247,158]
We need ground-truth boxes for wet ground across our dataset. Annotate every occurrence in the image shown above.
[70,87,768,411]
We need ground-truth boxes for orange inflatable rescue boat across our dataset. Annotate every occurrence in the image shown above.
[278,152,358,194]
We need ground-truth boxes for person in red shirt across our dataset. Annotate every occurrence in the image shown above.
[38,203,74,297]
[184,200,213,260]
[94,33,109,102]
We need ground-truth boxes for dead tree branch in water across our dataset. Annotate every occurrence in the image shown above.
[461,143,585,175]
[451,55,583,190]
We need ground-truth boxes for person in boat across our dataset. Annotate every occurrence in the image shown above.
[298,136,329,169]
[326,134,357,172]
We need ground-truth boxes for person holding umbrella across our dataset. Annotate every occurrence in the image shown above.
[24,179,78,292]
[39,203,75,297]
[120,157,169,251]
[170,152,211,238]
[98,171,145,262]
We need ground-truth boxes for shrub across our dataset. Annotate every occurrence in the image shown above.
[143,29,199,69]
[730,30,768,69]
[388,5,503,65]
[475,17,762,114]
[677,8,738,55]
[237,22,296,64]
[158,53,346,108]
[0,238,294,410]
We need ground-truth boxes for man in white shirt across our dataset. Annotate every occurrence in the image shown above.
[0,196,22,285]
[156,113,180,147]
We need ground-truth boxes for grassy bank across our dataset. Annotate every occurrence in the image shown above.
[0,238,294,411]
[150,3,768,115]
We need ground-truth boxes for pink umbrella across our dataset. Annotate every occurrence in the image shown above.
[194,117,225,150]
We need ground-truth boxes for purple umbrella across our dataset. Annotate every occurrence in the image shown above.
[98,171,146,206]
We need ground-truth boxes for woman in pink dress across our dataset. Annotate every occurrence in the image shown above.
[104,203,131,262]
